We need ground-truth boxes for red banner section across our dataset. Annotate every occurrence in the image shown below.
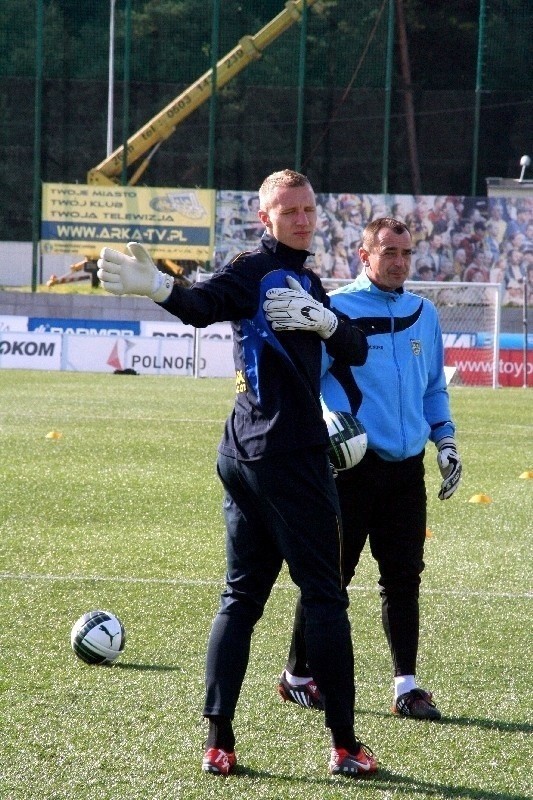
[446,348,533,387]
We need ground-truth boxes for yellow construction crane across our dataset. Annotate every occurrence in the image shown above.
[87,0,321,187]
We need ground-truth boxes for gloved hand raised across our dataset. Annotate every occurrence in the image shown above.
[97,242,174,303]
[263,275,338,339]
[436,436,462,500]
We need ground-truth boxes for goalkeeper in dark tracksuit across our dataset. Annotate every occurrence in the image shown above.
[97,170,377,779]
[279,217,462,721]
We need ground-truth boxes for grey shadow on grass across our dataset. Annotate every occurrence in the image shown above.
[437,714,532,735]
[357,707,533,735]
[360,771,530,800]
[114,662,183,672]
[227,767,528,800]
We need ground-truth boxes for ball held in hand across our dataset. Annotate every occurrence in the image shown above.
[324,410,367,471]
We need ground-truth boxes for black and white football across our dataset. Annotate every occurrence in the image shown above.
[324,410,367,471]
[71,610,126,665]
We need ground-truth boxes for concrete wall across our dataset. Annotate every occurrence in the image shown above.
[0,290,170,322]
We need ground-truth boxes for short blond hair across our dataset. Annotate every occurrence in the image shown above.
[259,169,312,212]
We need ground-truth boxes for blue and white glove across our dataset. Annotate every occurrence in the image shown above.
[436,436,462,500]
[97,242,173,302]
[263,275,338,339]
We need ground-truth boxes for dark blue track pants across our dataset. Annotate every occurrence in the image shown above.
[287,449,427,678]
[203,448,355,730]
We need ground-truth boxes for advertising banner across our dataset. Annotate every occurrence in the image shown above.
[61,335,193,374]
[446,347,532,387]
[29,318,140,336]
[0,323,528,384]
[141,320,232,341]
[40,183,215,260]
[0,315,28,332]
[0,332,61,370]
[60,334,234,377]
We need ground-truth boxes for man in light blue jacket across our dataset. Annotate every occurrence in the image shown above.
[278,217,462,720]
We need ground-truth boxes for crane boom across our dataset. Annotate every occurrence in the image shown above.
[87,0,320,186]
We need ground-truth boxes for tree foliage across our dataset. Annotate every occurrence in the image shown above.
[0,0,531,240]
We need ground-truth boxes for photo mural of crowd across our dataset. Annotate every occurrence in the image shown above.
[215,192,533,307]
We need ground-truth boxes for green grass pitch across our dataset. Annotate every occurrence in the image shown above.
[0,371,531,799]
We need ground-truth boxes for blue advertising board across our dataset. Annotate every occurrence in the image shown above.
[29,318,140,336]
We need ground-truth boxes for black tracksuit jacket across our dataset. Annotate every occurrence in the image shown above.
[159,233,368,460]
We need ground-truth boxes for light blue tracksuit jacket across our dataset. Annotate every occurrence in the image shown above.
[321,271,455,462]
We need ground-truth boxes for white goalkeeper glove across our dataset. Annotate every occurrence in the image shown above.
[97,242,174,303]
[263,275,338,339]
[436,436,462,500]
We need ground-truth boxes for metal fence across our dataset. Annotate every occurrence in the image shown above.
[0,0,531,244]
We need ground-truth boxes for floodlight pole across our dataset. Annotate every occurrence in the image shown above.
[471,0,486,196]
[207,0,220,189]
[396,0,421,194]
[31,0,44,293]
[381,0,395,194]
[121,0,132,185]
[294,0,308,172]
[107,0,116,157]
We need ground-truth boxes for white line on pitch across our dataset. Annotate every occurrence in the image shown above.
[0,572,530,599]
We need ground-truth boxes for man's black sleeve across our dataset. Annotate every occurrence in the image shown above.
[156,264,256,327]
[325,314,368,366]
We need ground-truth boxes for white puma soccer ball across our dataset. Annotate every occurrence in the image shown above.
[324,410,368,471]
[71,610,126,665]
